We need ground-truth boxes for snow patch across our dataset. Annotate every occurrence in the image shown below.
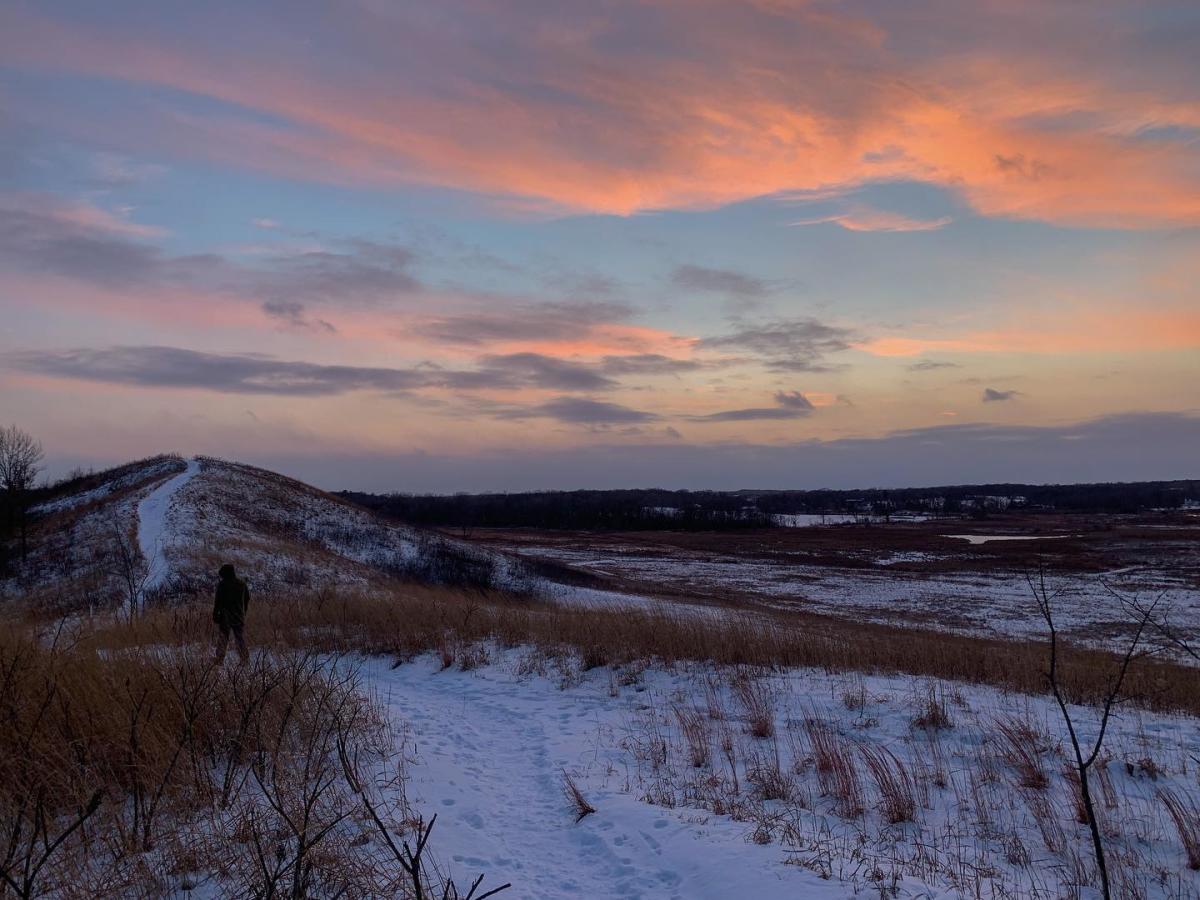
[137,457,201,591]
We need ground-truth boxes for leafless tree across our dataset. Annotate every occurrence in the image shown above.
[1029,569,1160,900]
[0,425,44,561]
[1101,581,1197,663]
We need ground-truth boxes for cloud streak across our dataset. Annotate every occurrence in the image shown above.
[496,397,660,425]
[6,346,630,396]
[688,389,816,422]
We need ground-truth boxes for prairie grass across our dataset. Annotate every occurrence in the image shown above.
[994,716,1051,790]
[1160,788,1200,870]
[70,584,1200,718]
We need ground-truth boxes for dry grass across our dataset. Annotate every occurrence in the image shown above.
[730,670,775,739]
[859,745,917,824]
[673,704,712,768]
[910,685,955,730]
[804,718,863,818]
[0,618,500,898]
[1159,788,1200,870]
[63,582,1200,719]
[561,770,596,823]
[994,717,1050,790]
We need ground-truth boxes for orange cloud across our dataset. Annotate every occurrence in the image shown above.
[858,308,1200,357]
[4,3,1199,227]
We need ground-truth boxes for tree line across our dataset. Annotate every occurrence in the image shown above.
[339,478,1199,531]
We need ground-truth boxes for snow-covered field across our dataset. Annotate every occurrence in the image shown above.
[366,649,1200,899]
[497,541,1200,650]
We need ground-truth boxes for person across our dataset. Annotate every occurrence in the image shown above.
[213,563,250,664]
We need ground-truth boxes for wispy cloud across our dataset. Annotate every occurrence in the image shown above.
[261,300,336,333]
[497,396,660,424]
[671,264,768,298]
[412,301,632,346]
[982,388,1021,402]
[701,319,856,372]
[688,389,815,422]
[907,359,961,372]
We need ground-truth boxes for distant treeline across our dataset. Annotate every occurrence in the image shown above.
[341,489,774,531]
[339,479,1200,531]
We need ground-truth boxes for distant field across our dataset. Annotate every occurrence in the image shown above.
[458,511,1200,651]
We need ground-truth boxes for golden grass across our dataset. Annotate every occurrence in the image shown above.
[79,584,1200,717]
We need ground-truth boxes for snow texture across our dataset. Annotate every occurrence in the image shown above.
[136,457,201,590]
[363,651,1200,899]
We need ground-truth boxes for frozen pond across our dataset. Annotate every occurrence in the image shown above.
[945,533,1073,545]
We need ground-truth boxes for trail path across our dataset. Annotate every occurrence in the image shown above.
[365,656,847,900]
[137,457,201,590]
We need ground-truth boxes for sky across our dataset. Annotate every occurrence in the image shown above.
[0,0,1198,491]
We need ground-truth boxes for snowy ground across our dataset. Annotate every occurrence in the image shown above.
[498,541,1200,650]
[373,659,837,899]
[365,650,1200,899]
[136,457,201,591]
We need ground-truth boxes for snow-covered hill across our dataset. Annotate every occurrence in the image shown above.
[4,455,572,611]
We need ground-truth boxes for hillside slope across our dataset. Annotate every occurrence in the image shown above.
[3,455,581,611]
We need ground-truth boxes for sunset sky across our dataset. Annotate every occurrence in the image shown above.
[1,0,1197,490]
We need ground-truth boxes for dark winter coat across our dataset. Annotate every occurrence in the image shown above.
[213,572,250,626]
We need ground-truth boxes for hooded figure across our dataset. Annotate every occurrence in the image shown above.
[213,563,250,663]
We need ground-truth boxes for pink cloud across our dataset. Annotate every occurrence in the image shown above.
[1,192,167,238]
[3,3,1198,227]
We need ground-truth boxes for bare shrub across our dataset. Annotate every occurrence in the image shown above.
[337,735,510,900]
[730,671,774,739]
[0,624,493,898]
[1158,788,1200,870]
[561,770,596,823]
[804,719,862,818]
[457,643,490,671]
[859,745,916,824]
[994,717,1049,790]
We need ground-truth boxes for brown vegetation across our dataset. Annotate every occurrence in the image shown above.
[0,617,502,898]
[71,585,1200,718]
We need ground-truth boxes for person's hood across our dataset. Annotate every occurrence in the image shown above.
[218,564,236,580]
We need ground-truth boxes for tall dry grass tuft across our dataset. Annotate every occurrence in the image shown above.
[804,718,863,818]
[1158,788,1200,870]
[673,704,712,768]
[730,670,775,739]
[910,684,954,731]
[859,745,917,824]
[994,717,1050,790]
